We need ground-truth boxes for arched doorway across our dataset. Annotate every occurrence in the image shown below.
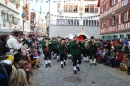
[79,35,87,40]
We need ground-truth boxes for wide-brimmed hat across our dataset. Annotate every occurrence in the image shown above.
[44,37,49,40]
[17,60,28,68]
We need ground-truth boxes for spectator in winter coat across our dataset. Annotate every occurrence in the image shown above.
[113,50,123,70]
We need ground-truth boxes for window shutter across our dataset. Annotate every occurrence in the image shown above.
[109,18,112,26]
[121,12,124,23]
[129,10,130,21]
[110,0,112,7]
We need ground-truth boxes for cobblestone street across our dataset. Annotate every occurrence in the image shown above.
[30,54,130,86]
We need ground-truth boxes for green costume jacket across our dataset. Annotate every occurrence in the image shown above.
[88,41,97,52]
[69,40,82,55]
[41,40,52,53]
[58,43,67,54]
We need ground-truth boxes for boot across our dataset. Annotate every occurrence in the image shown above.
[74,70,77,74]
[45,64,48,67]
[61,64,64,68]
[76,67,80,71]
[64,62,66,66]
[48,63,51,67]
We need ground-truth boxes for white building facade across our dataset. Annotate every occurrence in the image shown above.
[0,0,31,34]
[48,0,100,38]
[49,0,100,26]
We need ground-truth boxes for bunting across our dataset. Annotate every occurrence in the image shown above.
[31,9,100,20]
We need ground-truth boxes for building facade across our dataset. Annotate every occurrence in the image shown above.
[48,0,100,38]
[97,0,130,40]
[0,0,31,34]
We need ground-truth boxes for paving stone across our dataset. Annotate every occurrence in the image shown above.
[29,54,130,86]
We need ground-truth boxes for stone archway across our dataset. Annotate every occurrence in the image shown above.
[77,32,89,39]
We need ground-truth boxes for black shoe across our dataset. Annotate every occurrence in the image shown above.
[74,70,77,74]
[48,63,51,67]
[61,64,64,68]
[76,67,80,71]
[84,61,86,63]
[45,64,48,67]
[94,63,97,65]
[90,63,92,65]
[37,65,40,68]
[57,60,59,62]
[64,62,66,66]
[54,57,56,60]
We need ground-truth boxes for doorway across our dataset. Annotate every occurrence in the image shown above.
[79,35,87,40]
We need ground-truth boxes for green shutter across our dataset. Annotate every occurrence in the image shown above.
[7,13,9,22]
[12,16,14,24]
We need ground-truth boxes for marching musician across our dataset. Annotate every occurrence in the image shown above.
[41,37,52,67]
[69,36,82,74]
[58,38,68,68]
[65,38,71,59]
[56,36,61,62]
[87,36,98,65]
[51,37,58,60]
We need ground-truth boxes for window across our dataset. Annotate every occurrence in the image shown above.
[73,5,77,12]
[18,18,20,25]
[106,20,109,27]
[101,6,103,13]
[83,20,85,25]
[93,20,96,26]
[7,13,9,22]
[118,0,121,2]
[85,6,89,13]
[112,16,116,25]
[106,2,109,10]
[118,14,121,24]
[86,20,88,25]
[112,0,116,6]
[57,3,60,12]
[90,6,94,13]
[124,11,129,22]
[97,20,99,26]
[14,17,17,25]
[101,21,104,28]
[1,11,5,20]
[5,13,7,22]
[95,6,98,13]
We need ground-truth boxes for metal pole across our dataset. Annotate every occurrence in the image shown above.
[49,0,50,37]
[23,18,24,32]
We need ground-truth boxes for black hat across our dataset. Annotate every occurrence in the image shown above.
[57,36,60,38]
[74,35,78,38]
[91,36,94,39]
[44,37,49,40]
[61,38,65,40]
[66,37,69,39]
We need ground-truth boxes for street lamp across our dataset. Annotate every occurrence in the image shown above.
[22,13,26,32]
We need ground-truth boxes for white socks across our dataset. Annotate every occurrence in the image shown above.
[61,61,63,64]
[90,59,92,63]
[57,55,60,60]
[86,56,89,61]
[74,66,76,70]
[84,57,87,61]
[43,54,45,58]
[45,60,51,64]
[64,60,66,62]
[45,60,48,64]
[94,59,96,63]
[48,60,51,63]
[77,64,79,67]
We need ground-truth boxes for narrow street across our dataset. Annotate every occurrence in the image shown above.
[29,54,130,86]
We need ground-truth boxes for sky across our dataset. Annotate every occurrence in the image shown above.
[29,1,49,21]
